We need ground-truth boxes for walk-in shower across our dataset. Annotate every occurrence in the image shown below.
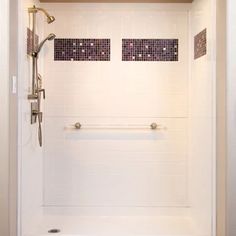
[18,0,217,236]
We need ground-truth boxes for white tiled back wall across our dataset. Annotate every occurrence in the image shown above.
[42,4,190,207]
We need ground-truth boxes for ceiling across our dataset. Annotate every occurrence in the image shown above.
[39,0,193,3]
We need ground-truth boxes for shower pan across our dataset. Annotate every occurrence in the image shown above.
[17,0,218,236]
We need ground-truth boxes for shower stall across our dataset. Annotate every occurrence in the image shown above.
[17,0,219,235]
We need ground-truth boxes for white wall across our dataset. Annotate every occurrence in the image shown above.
[18,0,44,235]
[0,0,9,235]
[41,3,190,209]
[216,0,226,235]
[190,0,215,235]
[227,0,236,235]
[9,0,19,235]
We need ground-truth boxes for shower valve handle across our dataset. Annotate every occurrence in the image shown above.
[32,109,43,121]
[38,89,46,99]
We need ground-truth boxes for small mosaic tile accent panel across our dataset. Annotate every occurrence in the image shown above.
[122,39,178,61]
[27,28,39,55]
[194,29,207,60]
[54,39,110,61]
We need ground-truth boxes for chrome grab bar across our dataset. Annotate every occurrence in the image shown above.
[66,122,167,131]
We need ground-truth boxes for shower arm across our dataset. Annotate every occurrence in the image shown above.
[28,6,50,18]
[28,6,41,14]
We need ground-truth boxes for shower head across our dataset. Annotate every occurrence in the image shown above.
[46,33,56,41]
[28,6,55,24]
[36,33,56,54]
[47,15,55,24]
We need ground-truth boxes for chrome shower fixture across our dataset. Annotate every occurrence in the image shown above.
[36,33,56,54]
[28,5,55,24]
[28,5,56,147]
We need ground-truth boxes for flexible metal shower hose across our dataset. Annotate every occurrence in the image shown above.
[35,59,42,147]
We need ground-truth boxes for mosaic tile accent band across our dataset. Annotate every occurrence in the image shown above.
[122,39,178,61]
[194,29,207,59]
[54,39,110,61]
[27,28,39,55]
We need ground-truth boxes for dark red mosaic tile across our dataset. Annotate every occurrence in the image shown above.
[54,38,110,61]
[122,39,178,62]
[27,28,39,56]
[194,28,207,60]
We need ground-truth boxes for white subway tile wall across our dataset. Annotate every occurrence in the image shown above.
[43,6,189,207]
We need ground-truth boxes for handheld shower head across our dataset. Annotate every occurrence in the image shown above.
[46,33,56,41]
[35,33,56,55]
[28,6,55,24]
